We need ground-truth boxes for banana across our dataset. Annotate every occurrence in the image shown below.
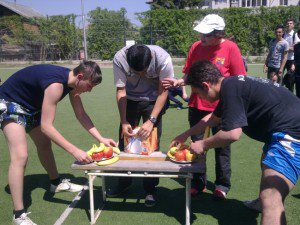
[169,146,178,155]
[87,144,99,157]
[167,151,175,159]
[112,147,121,154]
[98,143,106,151]
[95,156,119,166]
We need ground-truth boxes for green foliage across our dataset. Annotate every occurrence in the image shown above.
[150,0,205,9]
[138,6,300,56]
[0,15,39,47]
[87,7,137,60]
[0,15,80,60]
[37,15,81,60]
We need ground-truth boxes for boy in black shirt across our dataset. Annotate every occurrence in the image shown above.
[170,60,300,225]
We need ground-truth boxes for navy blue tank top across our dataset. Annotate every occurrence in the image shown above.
[0,64,72,112]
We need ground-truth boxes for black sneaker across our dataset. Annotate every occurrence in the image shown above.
[145,194,156,207]
[106,184,131,197]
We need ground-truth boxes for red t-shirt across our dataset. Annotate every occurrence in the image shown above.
[182,39,246,111]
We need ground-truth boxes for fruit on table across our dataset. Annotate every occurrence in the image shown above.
[185,150,197,161]
[95,156,120,166]
[103,147,113,158]
[169,146,178,155]
[112,147,121,154]
[98,143,106,151]
[87,144,121,158]
[174,151,185,161]
[91,151,104,161]
[87,144,103,157]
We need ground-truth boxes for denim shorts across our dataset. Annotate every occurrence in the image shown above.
[263,132,300,185]
[0,99,41,133]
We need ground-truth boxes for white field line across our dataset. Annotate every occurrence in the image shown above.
[54,180,92,225]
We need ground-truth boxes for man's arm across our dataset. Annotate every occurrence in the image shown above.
[181,85,188,100]
[41,83,92,163]
[137,82,168,139]
[116,87,133,137]
[264,51,271,73]
[190,127,243,155]
[69,92,117,147]
[279,50,288,76]
[170,113,220,147]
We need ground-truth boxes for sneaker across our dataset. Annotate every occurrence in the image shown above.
[50,179,83,193]
[243,198,262,213]
[12,212,37,225]
[145,194,156,207]
[176,106,183,110]
[106,184,131,197]
[213,188,227,200]
[191,186,206,197]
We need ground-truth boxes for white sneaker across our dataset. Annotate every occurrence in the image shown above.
[50,179,83,193]
[12,212,37,225]
[243,198,262,212]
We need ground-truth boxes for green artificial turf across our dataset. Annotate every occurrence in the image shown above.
[0,64,299,225]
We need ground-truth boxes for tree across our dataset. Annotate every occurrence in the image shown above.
[149,0,205,9]
[87,7,137,60]
[37,15,80,60]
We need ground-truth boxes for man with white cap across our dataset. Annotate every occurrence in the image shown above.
[162,14,246,199]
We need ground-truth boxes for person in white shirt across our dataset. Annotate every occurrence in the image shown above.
[283,18,298,92]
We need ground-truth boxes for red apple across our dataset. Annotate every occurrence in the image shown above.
[91,151,104,161]
[103,147,113,158]
[175,151,185,161]
[181,149,189,158]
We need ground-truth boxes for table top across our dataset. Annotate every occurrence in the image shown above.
[71,152,205,173]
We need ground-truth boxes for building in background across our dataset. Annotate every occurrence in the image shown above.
[0,0,44,61]
[202,0,299,9]
[0,0,43,18]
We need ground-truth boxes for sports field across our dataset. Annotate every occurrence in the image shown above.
[0,64,299,225]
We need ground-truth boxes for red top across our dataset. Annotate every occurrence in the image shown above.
[182,39,246,111]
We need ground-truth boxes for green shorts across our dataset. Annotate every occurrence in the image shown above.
[0,99,41,133]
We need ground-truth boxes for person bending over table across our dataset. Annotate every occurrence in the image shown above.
[0,61,116,225]
[170,60,300,225]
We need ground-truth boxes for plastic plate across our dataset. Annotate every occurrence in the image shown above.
[93,156,113,162]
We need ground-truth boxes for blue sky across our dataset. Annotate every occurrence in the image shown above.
[10,0,151,26]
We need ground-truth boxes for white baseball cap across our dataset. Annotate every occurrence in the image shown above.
[193,14,225,34]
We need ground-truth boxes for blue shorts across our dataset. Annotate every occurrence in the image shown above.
[263,132,300,185]
[0,99,41,133]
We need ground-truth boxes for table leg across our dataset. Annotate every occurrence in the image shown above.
[89,174,95,225]
[102,176,106,202]
[186,174,191,225]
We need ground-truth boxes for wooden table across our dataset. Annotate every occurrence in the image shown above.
[72,152,205,225]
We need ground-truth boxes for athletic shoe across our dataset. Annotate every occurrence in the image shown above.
[191,186,206,197]
[106,183,131,197]
[145,194,157,207]
[243,198,262,213]
[12,212,37,225]
[213,188,227,200]
[50,179,83,193]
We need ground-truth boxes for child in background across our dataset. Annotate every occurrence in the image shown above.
[167,85,189,110]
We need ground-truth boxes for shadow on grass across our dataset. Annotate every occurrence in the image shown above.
[8,173,88,210]
[74,178,259,225]
[292,194,300,199]
[12,174,259,224]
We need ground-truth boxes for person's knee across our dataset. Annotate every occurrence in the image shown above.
[11,150,29,166]
[260,188,283,211]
